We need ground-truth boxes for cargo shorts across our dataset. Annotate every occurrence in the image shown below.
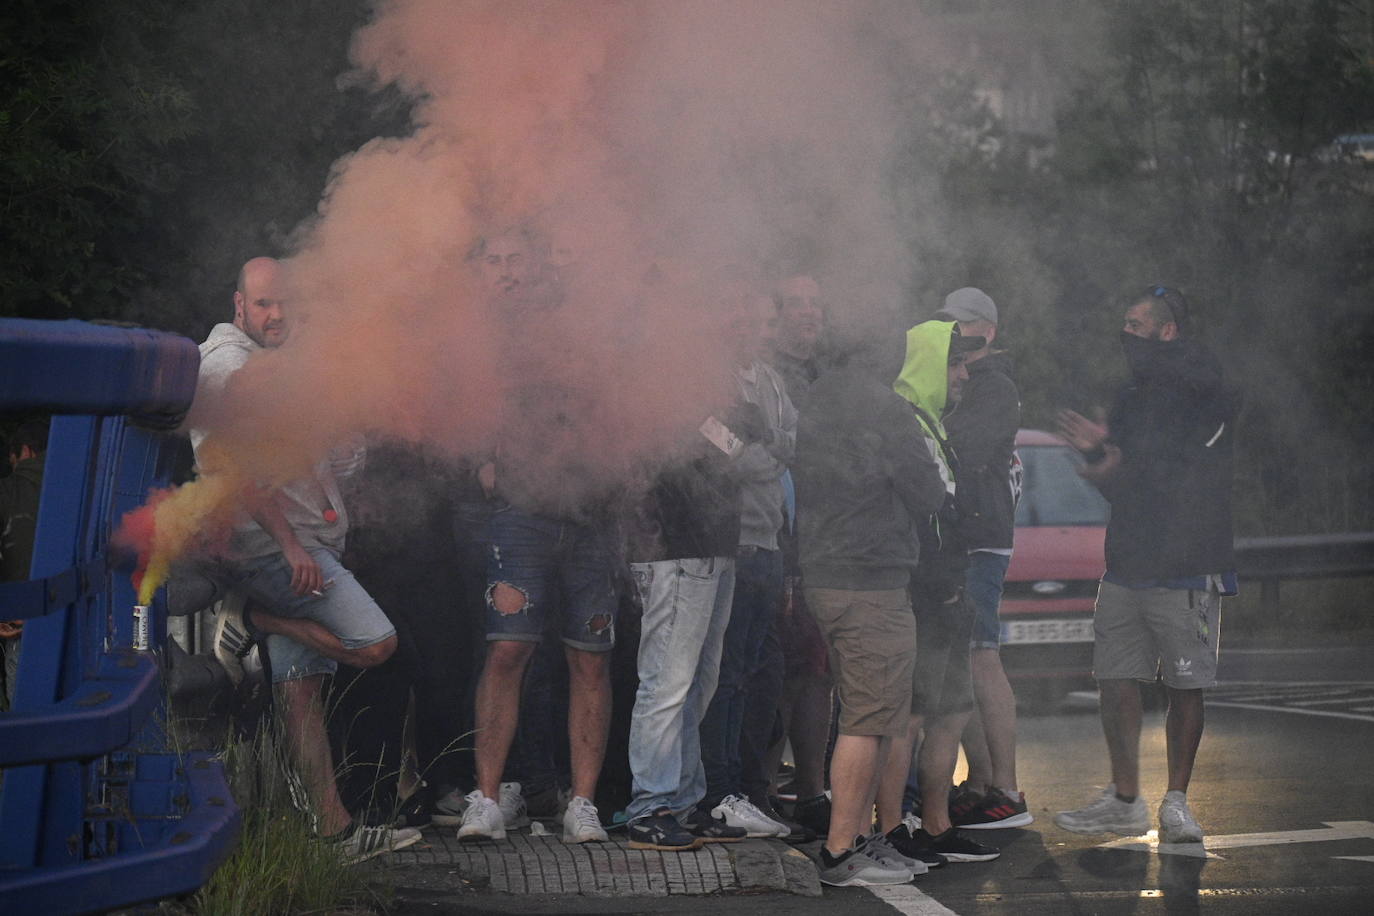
[805,586,916,737]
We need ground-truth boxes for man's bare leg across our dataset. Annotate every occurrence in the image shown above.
[473,639,536,799]
[277,674,351,836]
[1164,687,1205,793]
[565,645,611,800]
[961,708,993,790]
[874,714,921,833]
[970,648,1019,791]
[255,612,396,669]
[825,733,885,855]
[918,710,973,835]
[1099,678,1143,797]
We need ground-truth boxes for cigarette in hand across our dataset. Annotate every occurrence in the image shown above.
[309,578,337,598]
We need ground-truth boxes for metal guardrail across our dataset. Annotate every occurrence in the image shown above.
[0,319,240,914]
[1233,532,1374,615]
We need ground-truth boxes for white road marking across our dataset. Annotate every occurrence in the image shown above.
[1097,820,1374,859]
[1207,681,1374,721]
[867,883,961,915]
[1334,856,1374,864]
[1206,700,1374,723]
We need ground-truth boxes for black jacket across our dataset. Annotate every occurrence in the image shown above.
[1099,334,1238,581]
[627,441,741,563]
[944,352,1020,551]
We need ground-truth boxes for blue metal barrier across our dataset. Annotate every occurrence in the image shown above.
[0,319,240,913]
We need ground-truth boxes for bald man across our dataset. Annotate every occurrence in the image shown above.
[192,257,420,864]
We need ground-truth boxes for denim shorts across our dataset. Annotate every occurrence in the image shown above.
[966,551,1012,649]
[485,505,617,652]
[229,547,395,683]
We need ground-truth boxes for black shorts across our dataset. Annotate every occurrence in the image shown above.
[911,589,976,718]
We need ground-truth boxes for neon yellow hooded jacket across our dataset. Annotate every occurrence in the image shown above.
[893,319,957,480]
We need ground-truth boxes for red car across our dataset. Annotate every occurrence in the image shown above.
[999,429,1108,696]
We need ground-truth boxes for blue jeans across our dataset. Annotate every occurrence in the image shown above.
[967,551,1011,649]
[700,547,782,802]
[625,557,735,821]
[485,505,617,652]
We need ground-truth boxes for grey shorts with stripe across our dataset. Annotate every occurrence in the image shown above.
[1092,579,1221,689]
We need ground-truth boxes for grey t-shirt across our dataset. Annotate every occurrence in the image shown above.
[192,323,350,558]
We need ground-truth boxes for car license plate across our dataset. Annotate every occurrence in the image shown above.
[1002,618,1095,645]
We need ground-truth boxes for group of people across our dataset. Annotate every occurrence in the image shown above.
[182,238,1236,884]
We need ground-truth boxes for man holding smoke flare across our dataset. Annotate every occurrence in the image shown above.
[192,256,420,864]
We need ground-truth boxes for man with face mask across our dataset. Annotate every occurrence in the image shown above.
[1054,286,1238,845]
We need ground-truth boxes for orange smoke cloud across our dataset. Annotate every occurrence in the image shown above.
[123,1,948,592]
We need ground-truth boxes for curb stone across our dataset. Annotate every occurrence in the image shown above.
[374,828,822,897]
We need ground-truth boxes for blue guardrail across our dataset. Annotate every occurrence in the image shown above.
[1,319,240,914]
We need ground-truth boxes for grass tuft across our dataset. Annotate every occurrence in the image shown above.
[189,725,383,916]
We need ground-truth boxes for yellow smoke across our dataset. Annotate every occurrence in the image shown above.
[135,443,244,605]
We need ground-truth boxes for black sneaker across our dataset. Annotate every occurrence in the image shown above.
[749,792,816,843]
[955,787,1033,830]
[627,809,701,851]
[682,808,746,843]
[909,826,1000,863]
[884,818,947,869]
[947,780,984,825]
[793,793,831,836]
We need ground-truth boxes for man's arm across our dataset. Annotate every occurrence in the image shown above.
[730,378,797,482]
[243,484,324,596]
[1056,408,1126,492]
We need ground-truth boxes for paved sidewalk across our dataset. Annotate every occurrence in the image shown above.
[378,828,822,897]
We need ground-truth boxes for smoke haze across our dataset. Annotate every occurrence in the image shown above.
[183,0,949,529]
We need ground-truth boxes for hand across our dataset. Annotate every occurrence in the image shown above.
[1056,409,1109,453]
[725,401,768,445]
[1077,443,1123,483]
[284,543,325,597]
[780,576,798,620]
[477,461,497,497]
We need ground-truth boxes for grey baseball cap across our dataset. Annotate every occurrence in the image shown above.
[936,287,998,324]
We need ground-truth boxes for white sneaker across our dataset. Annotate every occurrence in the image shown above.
[211,595,256,687]
[432,786,469,827]
[1054,784,1149,836]
[561,795,609,843]
[457,790,506,840]
[499,781,531,830]
[333,823,422,864]
[711,794,789,838]
[1158,791,1204,843]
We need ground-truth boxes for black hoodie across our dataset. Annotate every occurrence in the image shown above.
[1100,333,1239,581]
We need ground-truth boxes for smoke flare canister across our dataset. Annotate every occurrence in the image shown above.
[133,605,150,651]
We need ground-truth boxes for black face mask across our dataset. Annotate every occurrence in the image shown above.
[1119,330,1182,380]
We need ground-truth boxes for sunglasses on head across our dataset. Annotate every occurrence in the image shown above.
[1146,285,1189,329]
